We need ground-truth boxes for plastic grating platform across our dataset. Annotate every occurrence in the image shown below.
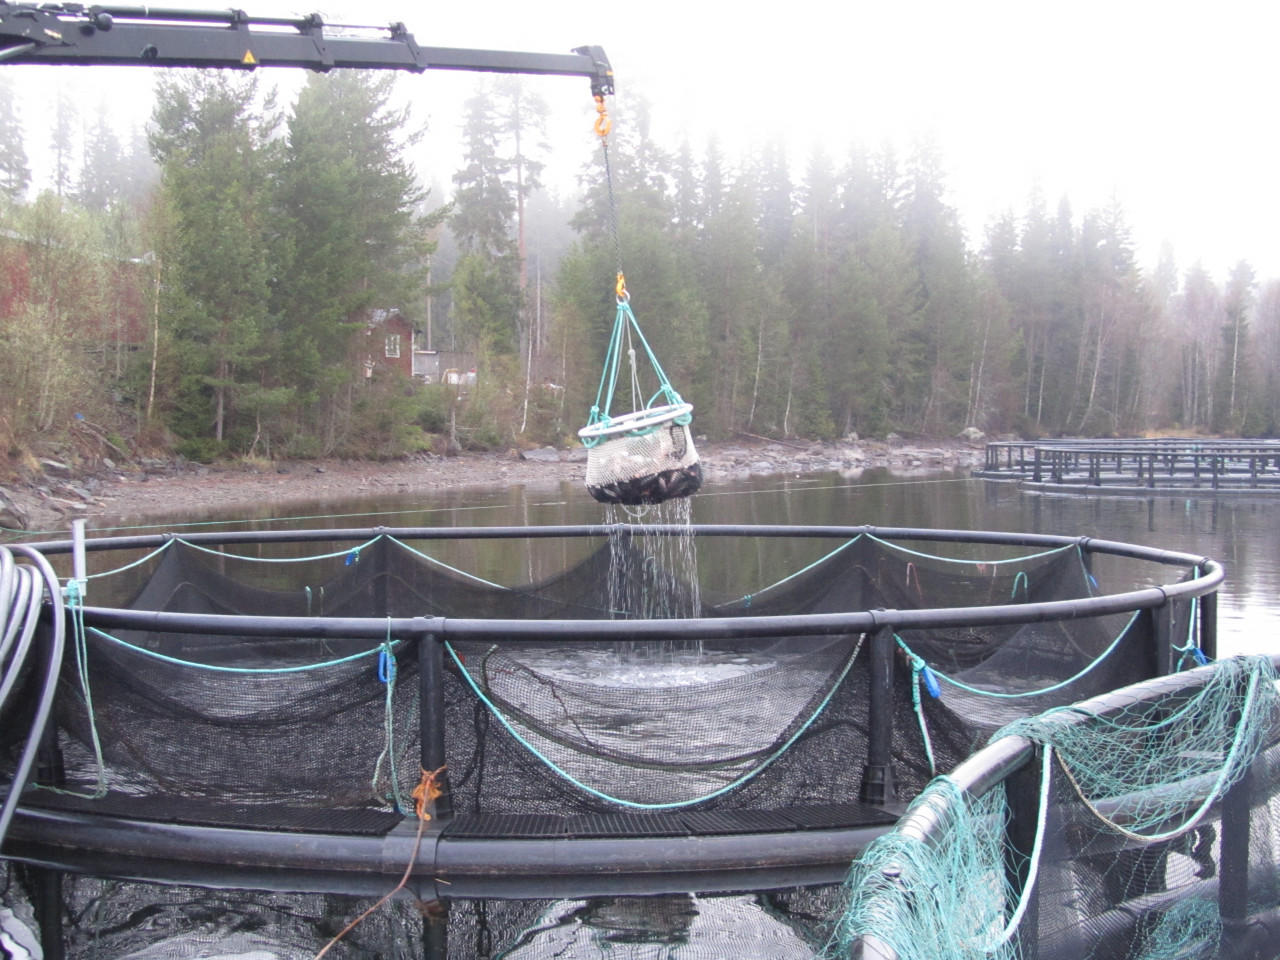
[441,803,898,840]
[20,789,404,837]
[441,814,568,839]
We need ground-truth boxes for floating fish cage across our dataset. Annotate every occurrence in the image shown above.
[0,522,1226,913]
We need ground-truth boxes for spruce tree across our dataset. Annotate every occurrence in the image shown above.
[0,75,30,203]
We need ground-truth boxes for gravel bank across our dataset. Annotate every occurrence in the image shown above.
[1,437,984,535]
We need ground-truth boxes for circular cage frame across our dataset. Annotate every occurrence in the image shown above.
[2,523,1224,901]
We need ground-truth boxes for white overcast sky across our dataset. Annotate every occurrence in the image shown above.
[11,0,1280,283]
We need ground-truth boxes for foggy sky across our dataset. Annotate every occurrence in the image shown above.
[10,0,1279,283]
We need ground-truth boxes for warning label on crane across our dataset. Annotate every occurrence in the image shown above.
[242,50,258,65]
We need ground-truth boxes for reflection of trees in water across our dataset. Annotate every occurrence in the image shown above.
[494,893,818,959]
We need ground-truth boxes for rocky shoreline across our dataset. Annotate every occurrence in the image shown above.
[1,437,985,535]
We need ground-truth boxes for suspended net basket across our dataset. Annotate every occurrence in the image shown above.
[578,291,702,505]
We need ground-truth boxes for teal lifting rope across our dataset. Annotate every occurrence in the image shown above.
[578,281,702,504]
[577,96,702,505]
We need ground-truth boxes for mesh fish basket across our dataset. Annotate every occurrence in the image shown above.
[579,293,702,506]
[582,409,703,505]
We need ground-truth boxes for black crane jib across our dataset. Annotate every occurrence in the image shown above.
[0,3,614,97]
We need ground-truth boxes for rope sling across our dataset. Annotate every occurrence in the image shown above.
[577,96,702,505]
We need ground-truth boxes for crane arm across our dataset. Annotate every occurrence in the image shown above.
[0,4,614,96]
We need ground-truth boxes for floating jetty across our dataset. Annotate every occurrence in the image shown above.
[977,438,1280,495]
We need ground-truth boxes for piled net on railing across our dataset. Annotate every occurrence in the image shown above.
[831,655,1280,960]
[24,533,1185,816]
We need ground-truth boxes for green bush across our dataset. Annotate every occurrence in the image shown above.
[415,385,452,433]
[175,436,226,463]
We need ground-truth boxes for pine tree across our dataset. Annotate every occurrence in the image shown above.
[0,75,30,203]
[451,86,520,353]
[51,89,77,199]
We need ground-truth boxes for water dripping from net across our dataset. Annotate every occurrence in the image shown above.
[605,498,703,667]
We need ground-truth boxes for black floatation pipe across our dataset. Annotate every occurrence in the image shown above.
[0,546,66,846]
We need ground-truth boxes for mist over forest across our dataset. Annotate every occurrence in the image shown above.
[2,70,1277,473]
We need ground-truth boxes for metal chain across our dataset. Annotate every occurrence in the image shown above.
[600,135,624,292]
[594,95,626,300]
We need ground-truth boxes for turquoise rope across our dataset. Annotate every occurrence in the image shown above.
[1011,571,1029,601]
[176,535,384,564]
[82,540,174,581]
[85,626,398,674]
[445,634,864,810]
[584,300,687,445]
[980,744,1054,949]
[1044,659,1270,843]
[865,535,1073,567]
[37,580,108,799]
[1173,569,1210,669]
[898,612,1140,701]
[895,637,937,775]
[389,537,507,589]
[720,537,862,608]
[371,620,408,814]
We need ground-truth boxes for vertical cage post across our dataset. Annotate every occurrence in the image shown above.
[417,619,453,820]
[1219,677,1253,925]
[860,625,898,806]
[1199,591,1218,662]
[422,899,450,960]
[1152,604,1175,677]
[33,867,65,960]
[1004,747,1041,960]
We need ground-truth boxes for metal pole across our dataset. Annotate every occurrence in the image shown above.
[71,518,86,589]
[417,619,453,820]
[860,626,898,806]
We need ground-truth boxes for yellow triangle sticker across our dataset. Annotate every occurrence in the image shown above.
[242,49,258,65]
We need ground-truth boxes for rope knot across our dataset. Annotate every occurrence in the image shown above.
[412,765,447,821]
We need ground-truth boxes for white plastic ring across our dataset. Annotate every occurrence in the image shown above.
[578,402,693,440]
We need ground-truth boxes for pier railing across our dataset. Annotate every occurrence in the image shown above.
[978,438,1280,492]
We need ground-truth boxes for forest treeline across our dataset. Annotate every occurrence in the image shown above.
[2,70,1278,474]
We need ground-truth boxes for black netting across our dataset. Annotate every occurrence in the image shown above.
[40,532,1178,818]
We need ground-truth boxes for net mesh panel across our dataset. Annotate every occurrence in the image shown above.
[834,655,1280,960]
[4,871,828,960]
[39,533,1174,816]
[583,422,702,505]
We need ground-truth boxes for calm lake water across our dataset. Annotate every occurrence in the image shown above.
[89,466,1280,658]
[35,468,1280,958]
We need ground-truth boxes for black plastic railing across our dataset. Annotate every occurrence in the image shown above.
[20,523,1225,822]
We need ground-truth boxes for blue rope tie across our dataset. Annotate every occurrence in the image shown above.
[371,619,408,814]
[895,636,938,775]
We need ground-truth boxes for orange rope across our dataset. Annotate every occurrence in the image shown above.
[412,764,447,820]
[313,767,447,959]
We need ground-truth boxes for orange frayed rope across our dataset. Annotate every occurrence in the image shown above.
[313,766,447,960]
[413,765,447,820]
